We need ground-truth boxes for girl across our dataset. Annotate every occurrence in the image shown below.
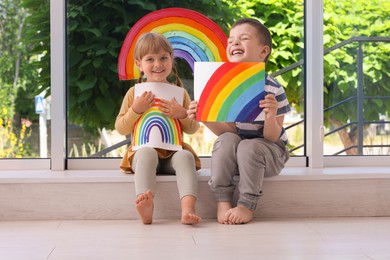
[115,32,201,225]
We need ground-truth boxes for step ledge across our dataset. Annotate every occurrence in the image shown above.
[1,167,390,184]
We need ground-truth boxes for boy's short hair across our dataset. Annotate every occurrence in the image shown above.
[231,18,272,61]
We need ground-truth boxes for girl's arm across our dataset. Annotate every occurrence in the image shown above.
[115,88,143,135]
[158,91,200,134]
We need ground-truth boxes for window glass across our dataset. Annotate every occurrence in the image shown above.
[66,0,305,159]
[0,0,50,159]
[323,0,390,155]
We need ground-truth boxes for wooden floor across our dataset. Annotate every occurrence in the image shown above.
[1,217,390,259]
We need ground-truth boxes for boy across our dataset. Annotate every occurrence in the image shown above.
[188,18,290,224]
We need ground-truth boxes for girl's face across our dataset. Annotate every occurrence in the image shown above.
[227,23,269,63]
[136,49,173,83]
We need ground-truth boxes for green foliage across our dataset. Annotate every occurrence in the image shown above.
[65,0,235,134]
[323,0,390,127]
[0,0,48,123]
[0,107,35,158]
[248,0,305,111]
[68,142,101,157]
[0,0,22,117]
[2,0,389,148]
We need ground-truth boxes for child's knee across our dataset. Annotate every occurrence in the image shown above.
[172,150,195,166]
[133,147,158,163]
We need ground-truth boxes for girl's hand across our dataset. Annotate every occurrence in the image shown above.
[187,100,198,120]
[159,98,187,119]
[132,91,155,114]
[259,94,278,119]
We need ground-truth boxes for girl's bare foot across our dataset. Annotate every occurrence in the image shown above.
[181,213,201,225]
[225,205,254,224]
[135,191,154,224]
[181,195,201,225]
[217,201,232,224]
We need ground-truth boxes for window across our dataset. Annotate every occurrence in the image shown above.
[65,0,305,169]
[1,0,388,171]
[0,0,51,170]
[323,0,390,157]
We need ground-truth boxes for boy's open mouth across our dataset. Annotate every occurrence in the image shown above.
[231,49,244,55]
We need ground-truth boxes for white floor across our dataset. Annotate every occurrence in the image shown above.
[1,217,390,260]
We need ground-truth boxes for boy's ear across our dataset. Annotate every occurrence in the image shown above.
[259,45,271,61]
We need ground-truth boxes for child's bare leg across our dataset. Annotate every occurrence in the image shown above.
[135,191,154,224]
[181,195,201,225]
[217,201,233,224]
[225,204,254,224]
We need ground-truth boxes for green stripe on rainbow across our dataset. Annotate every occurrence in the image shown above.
[197,62,266,122]
[118,8,227,80]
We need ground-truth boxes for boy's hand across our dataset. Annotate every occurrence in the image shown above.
[187,100,198,120]
[159,98,187,119]
[259,94,278,119]
[132,91,155,114]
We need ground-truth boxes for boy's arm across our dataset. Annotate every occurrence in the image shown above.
[260,93,284,142]
[263,115,284,142]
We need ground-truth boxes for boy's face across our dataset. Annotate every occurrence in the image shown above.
[227,23,269,63]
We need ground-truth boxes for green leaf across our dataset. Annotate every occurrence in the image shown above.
[76,75,97,91]
[81,28,102,37]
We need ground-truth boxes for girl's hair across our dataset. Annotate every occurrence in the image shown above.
[134,32,183,87]
[231,18,272,62]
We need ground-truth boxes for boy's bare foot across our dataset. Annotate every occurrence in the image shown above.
[135,191,154,224]
[181,213,202,225]
[217,201,233,224]
[225,205,254,224]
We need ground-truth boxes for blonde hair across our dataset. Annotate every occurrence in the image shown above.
[134,32,183,87]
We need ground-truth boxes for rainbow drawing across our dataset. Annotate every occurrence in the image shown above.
[132,106,183,151]
[195,62,266,122]
[118,8,228,80]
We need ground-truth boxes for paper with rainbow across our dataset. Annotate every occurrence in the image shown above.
[195,62,266,122]
[118,8,228,80]
[132,82,184,151]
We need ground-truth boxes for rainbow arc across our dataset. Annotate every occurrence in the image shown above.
[196,62,266,122]
[132,107,183,150]
[118,8,228,80]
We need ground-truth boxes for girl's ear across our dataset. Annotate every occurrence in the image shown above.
[135,60,142,72]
